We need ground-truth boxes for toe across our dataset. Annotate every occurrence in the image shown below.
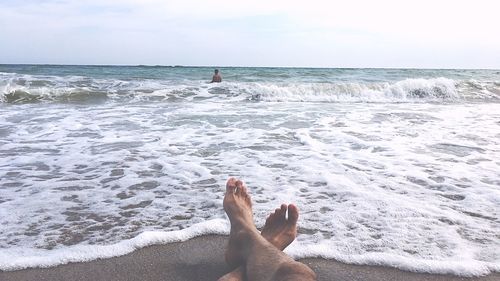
[278,204,287,219]
[266,208,279,225]
[280,203,287,213]
[287,204,299,224]
[235,180,243,195]
[240,183,248,196]
[226,178,237,194]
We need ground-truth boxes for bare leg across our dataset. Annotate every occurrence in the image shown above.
[218,203,298,281]
[222,178,316,281]
[217,266,245,281]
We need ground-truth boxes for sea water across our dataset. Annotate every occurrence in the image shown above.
[0,65,499,276]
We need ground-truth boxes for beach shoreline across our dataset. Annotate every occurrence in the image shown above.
[1,235,498,281]
[1,66,499,280]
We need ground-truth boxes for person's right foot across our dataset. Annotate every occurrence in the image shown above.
[261,203,298,251]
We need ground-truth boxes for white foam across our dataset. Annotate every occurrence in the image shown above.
[0,219,229,271]
[244,78,463,102]
[1,85,499,276]
[288,243,500,277]
[1,220,498,276]
[1,73,498,103]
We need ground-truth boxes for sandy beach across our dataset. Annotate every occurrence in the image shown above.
[2,0,500,279]
[1,235,498,281]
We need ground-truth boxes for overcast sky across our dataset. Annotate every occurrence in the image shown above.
[0,0,499,68]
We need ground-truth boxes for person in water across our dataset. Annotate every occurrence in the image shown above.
[218,178,317,281]
[211,69,222,83]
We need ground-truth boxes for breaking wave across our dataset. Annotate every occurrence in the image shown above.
[1,72,499,104]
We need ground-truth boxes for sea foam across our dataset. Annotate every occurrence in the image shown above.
[1,71,499,103]
[1,220,499,276]
[1,66,499,276]
[0,219,229,271]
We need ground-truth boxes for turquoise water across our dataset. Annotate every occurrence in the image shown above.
[1,65,499,103]
[2,64,500,82]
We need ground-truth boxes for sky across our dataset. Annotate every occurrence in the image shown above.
[0,0,499,68]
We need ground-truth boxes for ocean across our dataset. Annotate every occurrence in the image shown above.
[0,65,499,276]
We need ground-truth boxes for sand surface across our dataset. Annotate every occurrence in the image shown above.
[1,235,498,281]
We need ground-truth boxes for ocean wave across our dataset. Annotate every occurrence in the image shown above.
[1,89,109,104]
[247,78,458,102]
[1,73,499,104]
[1,76,499,276]
[248,78,500,102]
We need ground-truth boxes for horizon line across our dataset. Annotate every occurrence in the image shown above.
[1,63,499,71]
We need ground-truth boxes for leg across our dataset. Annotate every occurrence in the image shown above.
[223,178,316,281]
[217,266,245,281]
[219,203,299,281]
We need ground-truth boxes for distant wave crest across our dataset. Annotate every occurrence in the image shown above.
[248,78,462,102]
[1,73,499,104]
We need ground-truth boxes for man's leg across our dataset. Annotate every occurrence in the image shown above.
[223,178,316,281]
[218,267,245,281]
[218,203,299,281]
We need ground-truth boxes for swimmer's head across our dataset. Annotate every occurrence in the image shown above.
[214,69,219,74]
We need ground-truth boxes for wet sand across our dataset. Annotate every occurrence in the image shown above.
[1,235,498,281]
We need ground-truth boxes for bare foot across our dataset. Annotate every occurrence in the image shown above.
[261,203,298,251]
[223,177,300,269]
[219,196,300,280]
[223,178,256,268]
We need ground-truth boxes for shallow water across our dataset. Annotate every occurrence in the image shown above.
[0,65,499,275]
